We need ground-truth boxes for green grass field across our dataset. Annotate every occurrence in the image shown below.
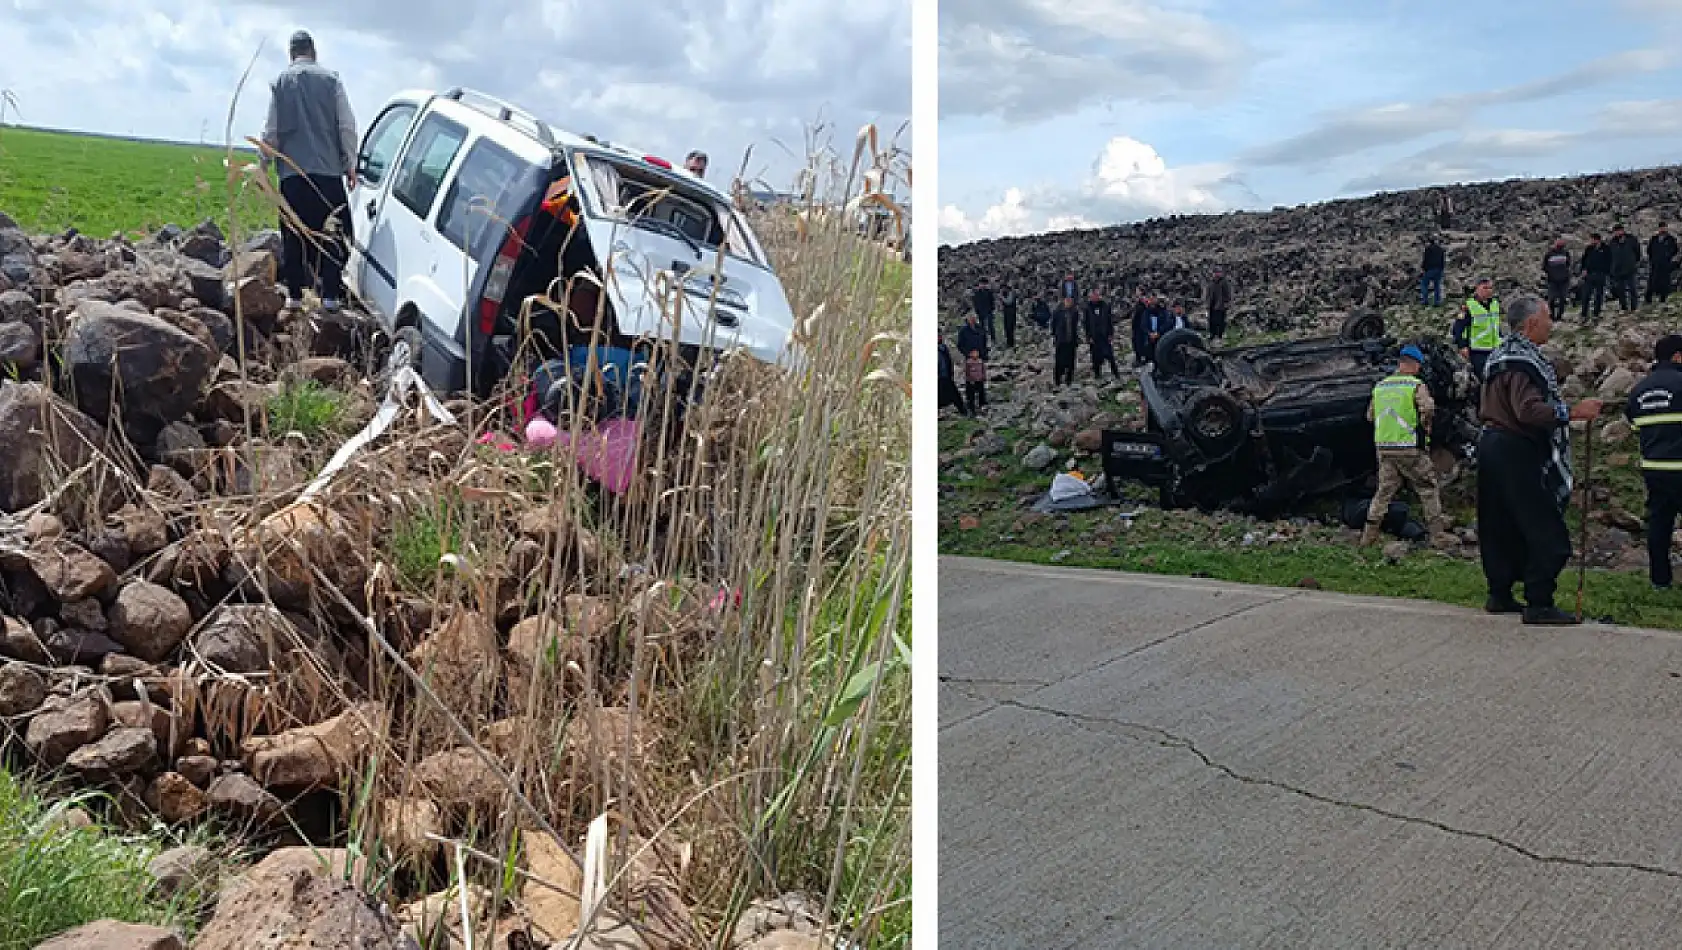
[0,126,272,238]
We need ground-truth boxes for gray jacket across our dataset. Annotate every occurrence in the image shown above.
[262,58,357,179]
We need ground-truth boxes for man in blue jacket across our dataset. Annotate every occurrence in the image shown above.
[1628,335,1682,589]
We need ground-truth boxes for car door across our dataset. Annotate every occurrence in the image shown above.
[432,135,526,345]
[378,111,469,341]
[347,101,418,318]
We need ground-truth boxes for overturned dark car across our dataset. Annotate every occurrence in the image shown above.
[1102,312,1480,513]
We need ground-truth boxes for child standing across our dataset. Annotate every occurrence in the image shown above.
[964,349,988,416]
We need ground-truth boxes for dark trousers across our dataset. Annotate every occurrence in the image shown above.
[1209,308,1228,339]
[1469,349,1490,381]
[977,309,996,343]
[1580,275,1606,320]
[1478,429,1573,608]
[279,173,350,302]
[1419,269,1443,306]
[1646,471,1682,588]
[1089,342,1119,379]
[1547,281,1570,321]
[939,376,967,415]
[1053,342,1077,386]
[1612,273,1638,311]
[964,381,987,415]
[1647,268,1674,304]
[1002,308,1017,348]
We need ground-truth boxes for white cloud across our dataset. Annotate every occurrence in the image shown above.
[0,0,908,190]
[939,136,1233,243]
[938,0,1247,121]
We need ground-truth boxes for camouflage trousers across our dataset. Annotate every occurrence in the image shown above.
[1368,449,1445,531]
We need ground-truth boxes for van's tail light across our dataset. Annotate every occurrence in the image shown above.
[644,155,672,170]
[479,214,533,335]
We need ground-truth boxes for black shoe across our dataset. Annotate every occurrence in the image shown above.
[1523,606,1581,626]
[1484,596,1525,615]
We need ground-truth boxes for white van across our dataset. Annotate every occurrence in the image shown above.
[344,87,797,396]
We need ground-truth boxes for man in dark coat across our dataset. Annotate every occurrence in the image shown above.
[1206,268,1234,339]
[1608,224,1642,312]
[1083,289,1120,380]
[1647,223,1678,305]
[937,334,968,417]
[1542,238,1571,321]
[955,311,989,364]
[971,280,997,342]
[1031,292,1053,330]
[999,284,1019,348]
[1131,293,1176,366]
[1420,237,1446,306]
[1050,297,1081,387]
[1580,232,1610,321]
[1627,335,1682,589]
[1476,295,1603,625]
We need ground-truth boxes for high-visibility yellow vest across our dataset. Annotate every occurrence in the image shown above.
[1467,298,1501,351]
[1372,374,1422,449]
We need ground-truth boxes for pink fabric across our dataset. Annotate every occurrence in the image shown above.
[555,418,640,494]
[525,417,558,447]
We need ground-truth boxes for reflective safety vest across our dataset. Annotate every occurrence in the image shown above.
[1467,297,1502,351]
[1629,368,1682,471]
[1372,374,1423,449]
[1632,411,1682,471]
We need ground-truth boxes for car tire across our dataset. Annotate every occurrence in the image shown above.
[1185,390,1246,456]
[1154,328,1209,379]
[1340,309,1385,341]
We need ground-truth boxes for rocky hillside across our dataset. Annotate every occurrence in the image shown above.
[0,209,892,948]
[939,165,1682,328]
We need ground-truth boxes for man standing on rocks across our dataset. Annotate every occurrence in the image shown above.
[1627,334,1682,590]
[1206,267,1234,340]
[1543,238,1572,321]
[937,333,969,417]
[956,310,989,365]
[1647,224,1678,305]
[1476,295,1603,625]
[1608,224,1642,312]
[971,280,997,344]
[1421,236,1446,306]
[1580,232,1609,321]
[1083,289,1120,380]
[261,30,358,313]
[1361,344,1451,549]
[1050,297,1081,387]
[1452,278,1502,380]
[1059,272,1080,305]
[1000,283,1019,349]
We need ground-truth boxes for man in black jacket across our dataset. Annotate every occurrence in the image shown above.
[1206,268,1234,339]
[1420,237,1446,306]
[1608,224,1642,312]
[1580,233,1610,321]
[955,311,989,364]
[1031,293,1053,330]
[1083,289,1120,380]
[971,280,997,342]
[1542,238,1572,320]
[1647,224,1678,304]
[1628,334,1682,589]
[937,334,968,417]
[1000,284,1019,348]
[1050,298,1082,387]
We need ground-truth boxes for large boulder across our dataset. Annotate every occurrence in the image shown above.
[26,537,118,601]
[0,661,45,715]
[66,725,158,778]
[242,701,386,789]
[193,604,295,674]
[205,772,284,826]
[192,847,413,950]
[0,288,36,328]
[107,581,192,662]
[0,321,39,370]
[225,502,365,610]
[146,772,209,825]
[32,920,184,950]
[0,381,105,513]
[25,692,110,767]
[63,300,215,440]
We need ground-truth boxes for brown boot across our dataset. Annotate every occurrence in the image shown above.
[1359,525,1380,547]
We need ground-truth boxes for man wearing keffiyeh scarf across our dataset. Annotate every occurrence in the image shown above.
[1475,295,1604,625]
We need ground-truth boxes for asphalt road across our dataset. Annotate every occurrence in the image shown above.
[939,556,1682,949]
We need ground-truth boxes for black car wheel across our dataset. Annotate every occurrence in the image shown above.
[1340,309,1386,341]
[1154,328,1210,379]
[1185,391,1246,456]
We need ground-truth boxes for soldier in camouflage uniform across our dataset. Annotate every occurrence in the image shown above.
[1361,344,1454,548]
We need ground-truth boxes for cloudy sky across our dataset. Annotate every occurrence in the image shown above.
[0,0,909,193]
[940,0,1682,244]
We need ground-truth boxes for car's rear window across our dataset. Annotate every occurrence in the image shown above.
[437,138,527,251]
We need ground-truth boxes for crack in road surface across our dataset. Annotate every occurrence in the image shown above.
[1007,698,1682,885]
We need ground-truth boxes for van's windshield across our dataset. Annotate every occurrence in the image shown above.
[572,152,769,269]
